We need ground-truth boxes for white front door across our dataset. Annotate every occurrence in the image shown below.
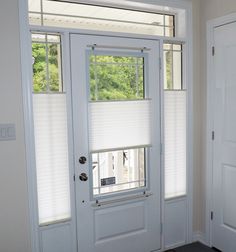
[212,22,236,251]
[70,34,161,252]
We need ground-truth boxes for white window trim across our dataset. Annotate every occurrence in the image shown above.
[18,0,193,251]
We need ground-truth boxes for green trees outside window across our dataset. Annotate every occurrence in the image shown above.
[89,55,144,101]
[32,34,62,93]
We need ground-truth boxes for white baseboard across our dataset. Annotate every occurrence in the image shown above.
[192,231,207,245]
[164,241,186,250]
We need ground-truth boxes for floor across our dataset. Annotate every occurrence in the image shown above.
[166,242,216,252]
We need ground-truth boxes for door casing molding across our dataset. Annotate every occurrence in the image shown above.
[18,0,193,251]
[18,1,40,252]
[206,12,236,247]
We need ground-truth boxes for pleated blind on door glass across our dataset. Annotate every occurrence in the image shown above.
[89,99,152,153]
[33,94,71,225]
[164,91,186,199]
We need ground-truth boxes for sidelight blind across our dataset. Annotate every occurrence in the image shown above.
[89,99,151,153]
[164,91,186,199]
[33,94,71,225]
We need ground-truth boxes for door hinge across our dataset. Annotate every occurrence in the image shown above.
[212,131,215,141]
[160,222,163,234]
[73,174,76,181]
[159,57,162,70]
[212,46,215,56]
[211,211,214,220]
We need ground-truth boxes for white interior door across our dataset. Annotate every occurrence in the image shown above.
[212,22,236,251]
[70,34,161,252]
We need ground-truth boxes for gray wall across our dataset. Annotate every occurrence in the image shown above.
[201,0,236,21]
[190,0,236,236]
[0,1,31,252]
[191,0,203,233]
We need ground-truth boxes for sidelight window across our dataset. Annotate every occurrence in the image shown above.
[164,43,186,199]
[32,33,71,225]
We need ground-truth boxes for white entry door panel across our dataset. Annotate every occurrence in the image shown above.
[213,22,236,252]
[70,34,161,252]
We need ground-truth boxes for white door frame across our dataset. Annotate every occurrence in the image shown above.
[206,12,236,247]
[18,0,193,251]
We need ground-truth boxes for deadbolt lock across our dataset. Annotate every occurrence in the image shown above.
[79,156,87,164]
[79,173,88,181]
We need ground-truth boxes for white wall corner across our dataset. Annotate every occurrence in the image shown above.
[192,231,207,245]
[19,0,40,251]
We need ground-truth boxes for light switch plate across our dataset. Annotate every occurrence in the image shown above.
[0,124,16,141]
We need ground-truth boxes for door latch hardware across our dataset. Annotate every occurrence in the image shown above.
[212,131,215,141]
[212,46,215,56]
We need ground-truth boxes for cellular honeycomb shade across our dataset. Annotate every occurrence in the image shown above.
[89,100,151,153]
[164,91,186,199]
[33,94,71,224]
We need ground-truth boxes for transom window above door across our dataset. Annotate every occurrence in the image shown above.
[28,0,175,37]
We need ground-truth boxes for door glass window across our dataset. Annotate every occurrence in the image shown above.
[92,148,145,195]
[89,52,148,196]
[89,55,144,101]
